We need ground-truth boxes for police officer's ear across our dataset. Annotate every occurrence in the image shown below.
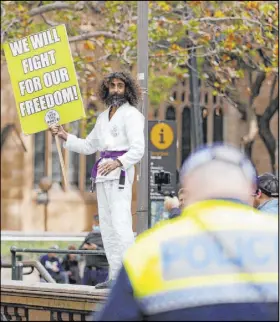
[256,189,262,198]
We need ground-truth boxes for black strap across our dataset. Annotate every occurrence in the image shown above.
[119,172,125,190]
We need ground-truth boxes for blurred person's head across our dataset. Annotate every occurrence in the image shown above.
[68,245,77,260]
[180,144,257,207]
[48,245,58,258]
[92,215,100,232]
[164,196,179,212]
[178,188,186,210]
[253,173,279,208]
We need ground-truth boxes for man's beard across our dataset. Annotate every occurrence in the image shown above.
[104,93,127,108]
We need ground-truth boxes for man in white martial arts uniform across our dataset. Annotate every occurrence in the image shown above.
[50,72,145,288]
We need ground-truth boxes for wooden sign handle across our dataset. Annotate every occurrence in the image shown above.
[55,134,68,190]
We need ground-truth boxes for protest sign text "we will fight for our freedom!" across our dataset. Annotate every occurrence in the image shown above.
[3,24,85,134]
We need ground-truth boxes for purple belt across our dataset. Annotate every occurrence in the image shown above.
[90,150,127,192]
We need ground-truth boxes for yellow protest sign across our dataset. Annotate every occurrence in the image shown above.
[3,24,86,135]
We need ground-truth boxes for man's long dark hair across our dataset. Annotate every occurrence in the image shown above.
[97,71,142,107]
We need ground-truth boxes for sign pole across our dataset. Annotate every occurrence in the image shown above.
[136,1,149,234]
[54,132,68,190]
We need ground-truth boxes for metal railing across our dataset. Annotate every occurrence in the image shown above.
[1,303,95,321]
[10,246,106,281]
[2,260,56,283]
[1,282,107,321]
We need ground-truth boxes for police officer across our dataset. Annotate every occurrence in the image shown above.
[96,144,278,321]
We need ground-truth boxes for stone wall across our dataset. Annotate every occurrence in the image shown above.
[1,281,108,321]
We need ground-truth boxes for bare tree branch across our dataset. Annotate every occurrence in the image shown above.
[224,88,247,120]
[269,75,278,104]
[262,94,279,121]
[92,54,111,65]
[241,117,259,145]
[240,71,265,145]
[40,14,59,27]
[251,72,266,102]
[1,18,20,44]
[220,51,261,72]
[1,1,82,43]
[194,17,278,32]
[122,46,132,64]
[29,1,86,17]
[257,94,279,173]
[69,31,123,42]
[258,48,271,67]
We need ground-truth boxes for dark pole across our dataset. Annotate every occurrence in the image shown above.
[44,193,48,231]
[136,1,149,234]
[11,247,16,280]
[188,51,203,149]
[186,3,203,150]
[38,177,52,231]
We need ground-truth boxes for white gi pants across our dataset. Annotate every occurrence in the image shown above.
[96,179,135,280]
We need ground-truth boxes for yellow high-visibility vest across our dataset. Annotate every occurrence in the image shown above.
[123,200,278,316]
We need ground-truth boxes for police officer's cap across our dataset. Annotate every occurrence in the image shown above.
[180,143,258,185]
[258,173,279,197]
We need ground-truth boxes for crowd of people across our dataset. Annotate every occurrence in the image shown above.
[164,171,278,219]
[39,215,109,286]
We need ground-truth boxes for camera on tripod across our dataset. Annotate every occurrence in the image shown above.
[154,170,175,197]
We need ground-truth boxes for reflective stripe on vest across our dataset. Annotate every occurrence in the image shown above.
[123,200,278,315]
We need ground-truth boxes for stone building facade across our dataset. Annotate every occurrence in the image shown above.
[1,62,278,232]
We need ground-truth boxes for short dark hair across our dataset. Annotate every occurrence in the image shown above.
[258,173,279,197]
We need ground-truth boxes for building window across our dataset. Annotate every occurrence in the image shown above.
[201,107,208,144]
[213,106,224,142]
[181,92,185,102]
[165,106,176,120]
[181,106,191,164]
[205,93,208,104]
[34,131,46,186]
[213,94,217,105]
[173,91,177,100]
[154,108,159,118]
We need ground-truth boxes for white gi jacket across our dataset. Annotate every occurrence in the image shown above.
[63,102,145,184]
